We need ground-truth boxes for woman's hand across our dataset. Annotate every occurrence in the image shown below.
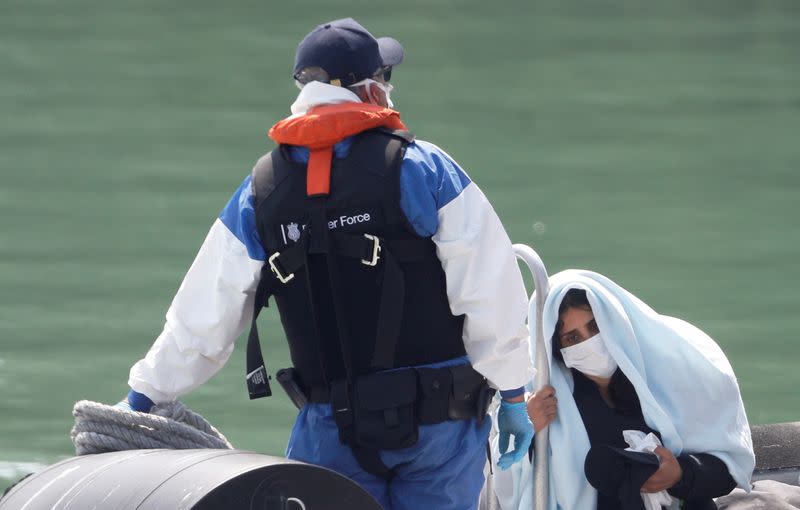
[640,446,683,493]
[526,385,558,433]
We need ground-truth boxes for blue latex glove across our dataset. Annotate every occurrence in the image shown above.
[114,390,154,413]
[497,400,534,470]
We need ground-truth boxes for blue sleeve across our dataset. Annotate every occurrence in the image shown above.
[500,387,526,399]
[218,175,266,262]
[399,140,473,237]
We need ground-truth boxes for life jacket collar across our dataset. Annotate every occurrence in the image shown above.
[268,102,408,196]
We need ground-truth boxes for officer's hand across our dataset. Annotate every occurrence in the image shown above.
[497,400,534,470]
[641,446,683,493]
[526,385,557,433]
[116,390,154,413]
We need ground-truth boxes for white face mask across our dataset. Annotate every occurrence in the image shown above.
[350,78,394,108]
[560,333,618,378]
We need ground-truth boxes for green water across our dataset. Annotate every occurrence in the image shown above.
[1,0,798,491]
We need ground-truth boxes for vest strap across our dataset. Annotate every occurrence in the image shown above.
[267,233,432,281]
[307,146,333,197]
[351,446,396,481]
[245,264,276,399]
[371,247,403,371]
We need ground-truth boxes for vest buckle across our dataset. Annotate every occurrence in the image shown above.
[361,234,381,267]
[268,252,295,284]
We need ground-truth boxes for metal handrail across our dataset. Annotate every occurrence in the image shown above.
[513,243,550,510]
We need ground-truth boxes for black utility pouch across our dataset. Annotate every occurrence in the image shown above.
[354,370,419,450]
[416,367,453,424]
[448,365,485,421]
[475,384,497,425]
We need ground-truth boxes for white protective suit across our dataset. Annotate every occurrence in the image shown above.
[127,82,534,403]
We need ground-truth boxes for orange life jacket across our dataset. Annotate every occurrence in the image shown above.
[268,102,407,196]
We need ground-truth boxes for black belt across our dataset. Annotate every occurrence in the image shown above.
[278,364,494,482]
[300,364,494,425]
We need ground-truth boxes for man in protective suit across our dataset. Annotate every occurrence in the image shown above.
[119,18,534,510]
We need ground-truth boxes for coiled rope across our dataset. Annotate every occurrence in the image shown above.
[70,400,233,455]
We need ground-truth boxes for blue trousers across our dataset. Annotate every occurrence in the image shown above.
[286,402,491,509]
[285,357,491,509]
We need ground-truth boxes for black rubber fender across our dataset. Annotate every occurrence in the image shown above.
[0,449,383,510]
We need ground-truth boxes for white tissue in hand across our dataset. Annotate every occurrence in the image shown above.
[623,430,662,453]
[623,430,675,510]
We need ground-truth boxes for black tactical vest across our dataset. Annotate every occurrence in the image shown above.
[251,129,466,391]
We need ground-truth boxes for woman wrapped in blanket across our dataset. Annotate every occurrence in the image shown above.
[490,270,755,510]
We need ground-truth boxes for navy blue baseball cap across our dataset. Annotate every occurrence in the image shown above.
[293,18,404,87]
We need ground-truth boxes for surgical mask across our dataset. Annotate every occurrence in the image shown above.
[560,333,618,378]
[349,78,394,108]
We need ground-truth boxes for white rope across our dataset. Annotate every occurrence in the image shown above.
[70,400,233,455]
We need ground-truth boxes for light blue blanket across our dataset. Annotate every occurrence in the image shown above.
[491,270,754,510]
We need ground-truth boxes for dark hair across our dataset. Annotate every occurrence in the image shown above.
[551,288,592,364]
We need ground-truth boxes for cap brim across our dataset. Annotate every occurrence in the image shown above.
[377,37,404,66]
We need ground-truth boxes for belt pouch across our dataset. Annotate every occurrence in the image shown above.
[354,370,418,450]
[416,367,453,424]
[475,384,497,425]
[448,365,484,421]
